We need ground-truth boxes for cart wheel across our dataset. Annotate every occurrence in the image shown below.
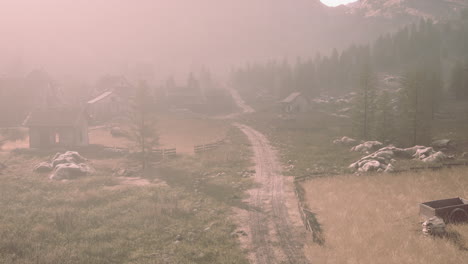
[449,209,468,224]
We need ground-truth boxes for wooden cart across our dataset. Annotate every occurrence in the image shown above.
[420,197,468,224]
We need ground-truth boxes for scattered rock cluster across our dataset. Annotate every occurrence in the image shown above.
[34,151,93,180]
[413,147,448,163]
[349,144,451,173]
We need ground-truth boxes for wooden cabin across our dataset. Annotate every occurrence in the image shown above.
[280,92,309,113]
[23,107,89,149]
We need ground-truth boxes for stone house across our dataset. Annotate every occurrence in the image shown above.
[23,107,89,149]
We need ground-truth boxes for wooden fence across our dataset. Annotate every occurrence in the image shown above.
[152,148,177,158]
[294,181,325,245]
[194,139,225,154]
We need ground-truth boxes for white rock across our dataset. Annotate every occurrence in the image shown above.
[351,141,383,153]
[50,163,91,180]
[422,217,446,236]
[401,146,426,157]
[333,136,357,146]
[432,139,452,148]
[413,147,435,160]
[51,151,86,168]
[422,151,447,163]
[358,160,381,172]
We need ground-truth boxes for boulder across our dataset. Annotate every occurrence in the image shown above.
[413,147,435,160]
[422,151,447,163]
[400,146,426,157]
[34,162,53,173]
[351,141,383,153]
[370,150,394,163]
[333,136,357,146]
[51,151,86,168]
[358,160,382,172]
[50,163,91,180]
[349,147,395,172]
[432,139,452,148]
[422,217,446,236]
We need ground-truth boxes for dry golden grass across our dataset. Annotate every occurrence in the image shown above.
[303,168,468,264]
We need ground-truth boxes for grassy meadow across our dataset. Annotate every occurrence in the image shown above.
[0,123,251,264]
[303,168,468,264]
[241,108,468,263]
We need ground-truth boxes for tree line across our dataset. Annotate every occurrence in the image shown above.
[231,10,468,146]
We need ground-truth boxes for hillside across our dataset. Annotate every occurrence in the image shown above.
[347,0,468,20]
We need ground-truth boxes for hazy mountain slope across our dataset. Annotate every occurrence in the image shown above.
[1,0,466,78]
[347,0,468,20]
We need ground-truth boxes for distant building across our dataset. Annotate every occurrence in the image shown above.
[23,107,89,149]
[280,92,309,113]
[87,90,124,123]
[86,75,134,123]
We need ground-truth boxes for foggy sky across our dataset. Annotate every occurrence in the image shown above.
[0,0,341,81]
[321,0,358,7]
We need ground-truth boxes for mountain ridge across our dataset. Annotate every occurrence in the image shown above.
[345,0,468,21]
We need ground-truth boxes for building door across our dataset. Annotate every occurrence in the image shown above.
[39,128,52,148]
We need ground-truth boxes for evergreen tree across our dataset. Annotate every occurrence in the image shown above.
[374,90,395,143]
[352,63,376,140]
[128,81,159,171]
[398,70,432,146]
[450,61,468,99]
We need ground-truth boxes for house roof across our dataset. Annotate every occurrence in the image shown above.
[87,90,113,104]
[281,92,301,103]
[23,107,87,127]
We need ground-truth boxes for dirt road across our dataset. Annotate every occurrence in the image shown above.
[235,123,309,264]
[227,87,255,114]
[224,87,308,263]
